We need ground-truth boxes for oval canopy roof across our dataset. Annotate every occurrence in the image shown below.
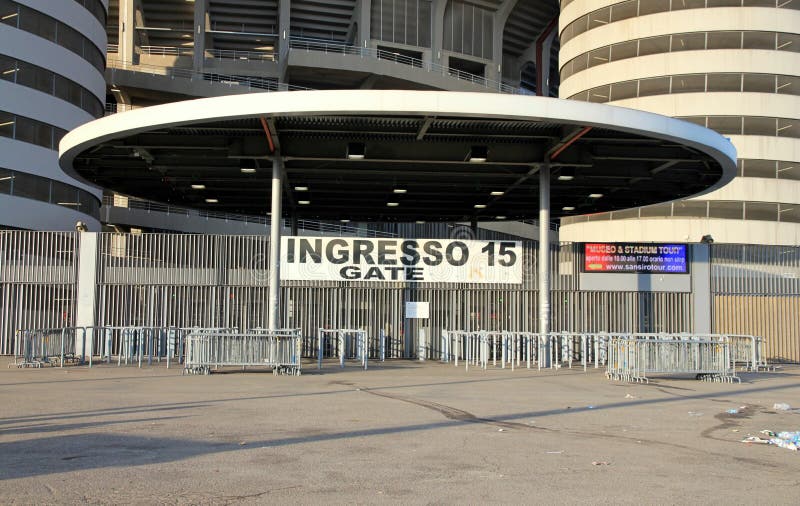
[60,90,736,222]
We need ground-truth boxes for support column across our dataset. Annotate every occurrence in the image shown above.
[489,0,519,85]
[358,0,371,49]
[268,155,283,330]
[75,232,99,361]
[193,0,207,72]
[278,0,291,82]
[430,0,447,67]
[119,0,135,65]
[691,243,712,334]
[538,164,550,341]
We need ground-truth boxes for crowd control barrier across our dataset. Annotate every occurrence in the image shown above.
[317,328,380,369]
[606,335,740,383]
[183,329,302,375]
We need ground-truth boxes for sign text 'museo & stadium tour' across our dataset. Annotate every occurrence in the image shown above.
[281,237,522,283]
[583,242,688,274]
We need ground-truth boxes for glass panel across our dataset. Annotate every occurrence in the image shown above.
[743,74,775,92]
[609,40,638,62]
[0,167,13,194]
[0,111,13,138]
[588,46,610,67]
[11,171,50,201]
[638,76,670,97]
[609,80,638,101]
[571,15,589,38]
[19,7,57,42]
[743,0,776,6]
[0,0,19,28]
[707,73,741,92]
[59,25,84,55]
[587,84,611,103]
[611,208,639,220]
[707,116,742,135]
[777,33,800,52]
[0,54,16,83]
[678,116,707,127]
[708,201,743,219]
[673,200,708,217]
[671,33,706,51]
[743,116,776,135]
[777,75,800,95]
[779,205,800,223]
[610,0,638,23]
[742,31,776,50]
[572,53,588,73]
[777,118,800,138]
[707,0,744,6]
[638,35,670,56]
[588,7,611,29]
[778,161,800,180]
[78,191,100,217]
[745,202,778,221]
[52,180,80,207]
[671,0,706,9]
[707,31,742,49]
[741,159,777,178]
[640,204,672,217]
[638,0,671,16]
[672,74,705,93]
[587,212,611,222]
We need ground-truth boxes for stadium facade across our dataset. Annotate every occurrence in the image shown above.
[3,1,799,246]
[0,0,106,231]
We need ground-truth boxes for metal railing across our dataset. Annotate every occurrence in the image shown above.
[288,38,520,94]
[109,40,521,94]
[207,48,276,62]
[102,195,397,237]
[106,57,310,92]
[139,45,194,57]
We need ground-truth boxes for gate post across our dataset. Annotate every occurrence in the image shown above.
[75,232,99,361]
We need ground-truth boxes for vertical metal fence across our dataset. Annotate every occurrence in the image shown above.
[711,244,800,362]
[1,230,798,362]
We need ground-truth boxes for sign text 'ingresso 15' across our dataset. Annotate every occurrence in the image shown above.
[281,237,522,283]
[583,243,689,274]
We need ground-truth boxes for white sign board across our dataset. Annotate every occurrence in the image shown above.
[405,301,430,319]
[280,237,522,284]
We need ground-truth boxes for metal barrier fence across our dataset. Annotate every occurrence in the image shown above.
[11,328,80,368]
[183,329,302,375]
[606,336,740,384]
[317,328,380,369]
[441,330,761,380]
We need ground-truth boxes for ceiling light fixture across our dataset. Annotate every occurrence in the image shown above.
[191,184,206,190]
[299,200,311,205]
[558,168,575,181]
[562,206,575,211]
[474,204,487,209]
[387,202,399,207]
[340,219,350,223]
[589,193,603,198]
[240,167,256,173]
[205,198,218,203]
[347,142,365,160]
[469,146,488,163]
[495,215,506,220]
[294,186,308,191]
[490,191,504,196]
[393,188,407,194]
